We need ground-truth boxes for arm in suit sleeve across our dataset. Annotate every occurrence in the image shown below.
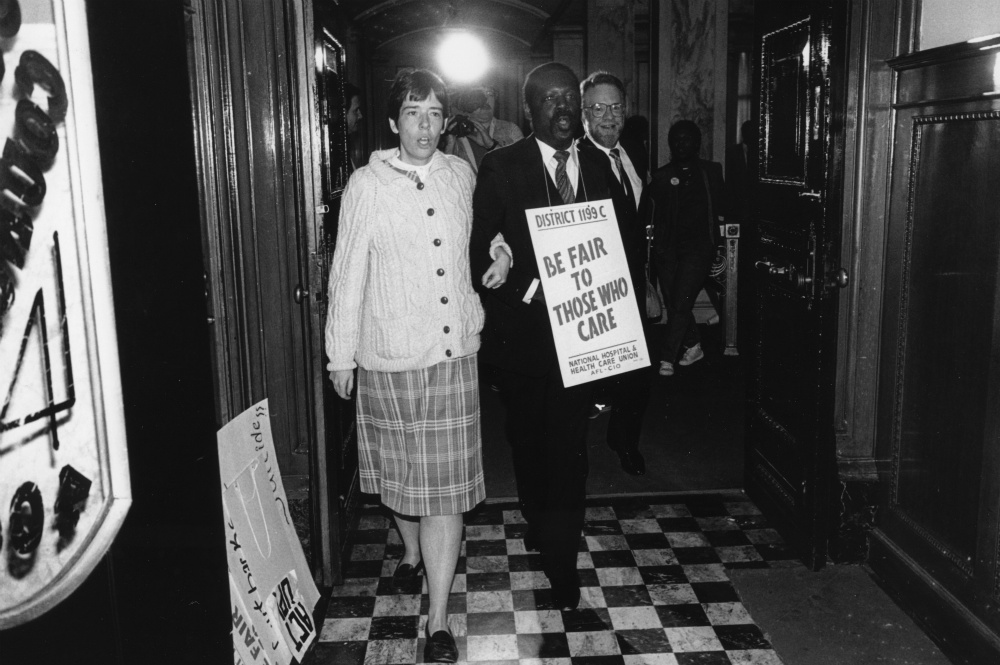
[471,152,538,307]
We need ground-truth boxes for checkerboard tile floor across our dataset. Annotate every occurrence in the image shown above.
[308,493,797,664]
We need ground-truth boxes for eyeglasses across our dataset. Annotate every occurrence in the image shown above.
[585,103,625,117]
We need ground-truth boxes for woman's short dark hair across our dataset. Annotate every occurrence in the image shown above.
[386,69,449,122]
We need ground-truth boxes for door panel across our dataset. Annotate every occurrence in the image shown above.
[192,0,315,479]
[746,1,848,568]
[880,108,1000,595]
[871,38,1000,660]
[890,116,994,558]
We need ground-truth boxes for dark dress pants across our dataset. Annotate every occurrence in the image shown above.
[656,248,714,363]
[606,364,653,451]
[592,348,652,452]
[497,365,591,580]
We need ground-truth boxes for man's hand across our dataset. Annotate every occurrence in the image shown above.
[331,369,355,400]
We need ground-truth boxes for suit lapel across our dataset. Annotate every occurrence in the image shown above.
[580,136,634,205]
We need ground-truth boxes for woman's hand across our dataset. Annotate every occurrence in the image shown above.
[331,369,355,400]
[482,248,511,289]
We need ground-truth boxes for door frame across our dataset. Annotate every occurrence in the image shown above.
[825,0,920,561]
[185,0,340,585]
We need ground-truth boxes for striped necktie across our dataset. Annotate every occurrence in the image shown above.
[610,148,636,211]
[554,150,574,205]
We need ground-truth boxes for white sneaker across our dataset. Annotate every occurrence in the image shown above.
[659,361,675,376]
[679,343,704,366]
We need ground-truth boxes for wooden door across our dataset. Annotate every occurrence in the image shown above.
[744,1,850,568]
[310,27,359,584]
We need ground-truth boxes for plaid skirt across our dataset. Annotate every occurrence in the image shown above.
[356,354,485,516]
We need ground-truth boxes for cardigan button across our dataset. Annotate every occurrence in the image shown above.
[433,238,442,246]
[443,326,450,333]
[437,268,445,276]
[445,349,452,357]
[440,296,448,304]
[427,208,435,216]
[417,182,424,190]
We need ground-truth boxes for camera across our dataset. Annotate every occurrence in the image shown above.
[448,115,477,138]
[446,88,488,137]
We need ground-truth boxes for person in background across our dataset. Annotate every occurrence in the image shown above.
[646,120,728,377]
[325,68,509,664]
[621,114,650,183]
[576,70,651,476]
[344,82,363,172]
[470,62,612,611]
[443,84,524,174]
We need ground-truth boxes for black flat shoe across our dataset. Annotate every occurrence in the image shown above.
[523,529,540,552]
[391,559,424,590]
[423,628,458,663]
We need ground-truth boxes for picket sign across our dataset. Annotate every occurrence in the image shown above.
[219,400,320,664]
[526,198,650,387]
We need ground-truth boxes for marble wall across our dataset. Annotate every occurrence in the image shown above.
[655,0,728,166]
[587,0,636,107]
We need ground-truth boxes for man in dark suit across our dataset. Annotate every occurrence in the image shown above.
[646,120,728,376]
[576,71,651,477]
[470,62,611,610]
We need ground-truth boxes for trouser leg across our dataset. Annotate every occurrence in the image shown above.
[536,375,591,576]
[498,366,590,575]
[497,368,547,527]
[659,251,713,363]
[606,363,653,451]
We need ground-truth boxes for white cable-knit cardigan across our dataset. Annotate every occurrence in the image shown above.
[325,149,485,373]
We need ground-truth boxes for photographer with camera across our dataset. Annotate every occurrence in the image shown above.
[442,85,523,174]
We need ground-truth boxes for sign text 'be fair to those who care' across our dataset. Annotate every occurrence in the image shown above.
[527,199,650,387]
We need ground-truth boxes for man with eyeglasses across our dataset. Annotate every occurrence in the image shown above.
[577,71,652,477]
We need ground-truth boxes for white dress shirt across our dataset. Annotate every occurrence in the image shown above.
[582,138,644,211]
[524,139,581,302]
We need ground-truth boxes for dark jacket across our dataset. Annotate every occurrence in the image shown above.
[470,135,612,376]
[576,135,648,298]
[645,158,727,256]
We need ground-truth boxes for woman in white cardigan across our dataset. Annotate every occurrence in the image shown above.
[325,68,508,664]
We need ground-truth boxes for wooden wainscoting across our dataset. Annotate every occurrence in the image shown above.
[872,35,1000,665]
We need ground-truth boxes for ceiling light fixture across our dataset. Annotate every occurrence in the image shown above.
[437,31,489,84]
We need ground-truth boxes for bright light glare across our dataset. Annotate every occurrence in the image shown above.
[994,52,1000,94]
[437,32,489,83]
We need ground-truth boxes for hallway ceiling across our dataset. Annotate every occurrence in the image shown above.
[334,0,586,51]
